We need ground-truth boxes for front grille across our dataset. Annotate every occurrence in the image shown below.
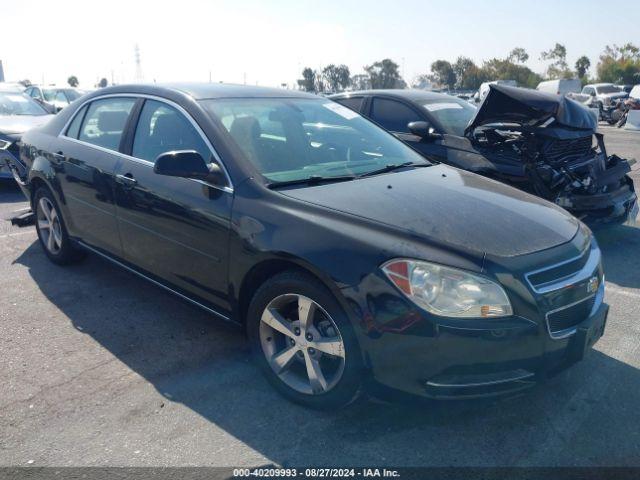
[546,295,596,337]
[543,136,593,164]
[527,249,590,291]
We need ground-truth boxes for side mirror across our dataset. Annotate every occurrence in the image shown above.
[154,150,224,184]
[590,91,596,97]
[408,121,442,141]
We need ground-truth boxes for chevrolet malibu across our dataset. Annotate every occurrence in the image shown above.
[13,83,608,409]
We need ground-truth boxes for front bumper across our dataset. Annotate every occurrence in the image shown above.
[569,179,638,227]
[359,297,608,400]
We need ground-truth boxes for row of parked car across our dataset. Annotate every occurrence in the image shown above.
[1,79,638,408]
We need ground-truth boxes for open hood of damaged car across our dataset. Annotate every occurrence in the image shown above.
[465,84,596,135]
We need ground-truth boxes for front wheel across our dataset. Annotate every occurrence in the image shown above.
[247,271,363,410]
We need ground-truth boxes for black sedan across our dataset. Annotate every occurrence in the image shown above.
[14,83,607,409]
[331,87,638,226]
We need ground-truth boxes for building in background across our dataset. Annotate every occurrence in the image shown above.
[0,61,5,82]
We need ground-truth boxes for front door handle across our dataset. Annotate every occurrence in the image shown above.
[116,173,138,188]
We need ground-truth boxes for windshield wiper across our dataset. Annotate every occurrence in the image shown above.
[357,162,431,178]
[267,174,357,189]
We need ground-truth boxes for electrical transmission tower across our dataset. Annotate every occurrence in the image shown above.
[134,44,143,82]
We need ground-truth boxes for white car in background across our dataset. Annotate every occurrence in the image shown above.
[474,80,517,103]
[568,83,628,109]
[536,79,581,95]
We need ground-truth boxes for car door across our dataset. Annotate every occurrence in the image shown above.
[50,97,136,256]
[366,96,448,161]
[114,98,233,312]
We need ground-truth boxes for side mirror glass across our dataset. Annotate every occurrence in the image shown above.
[154,150,224,184]
[408,121,442,141]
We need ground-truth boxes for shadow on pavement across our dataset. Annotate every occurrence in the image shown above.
[13,240,640,466]
[0,180,28,205]
[595,223,640,289]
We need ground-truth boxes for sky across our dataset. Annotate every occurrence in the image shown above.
[2,0,639,89]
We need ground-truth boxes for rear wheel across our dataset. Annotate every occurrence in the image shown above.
[34,187,84,265]
[247,271,363,410]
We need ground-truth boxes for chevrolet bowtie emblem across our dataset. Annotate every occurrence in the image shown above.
[587,276,600,294]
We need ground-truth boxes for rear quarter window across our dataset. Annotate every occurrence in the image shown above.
[333,97,364,113]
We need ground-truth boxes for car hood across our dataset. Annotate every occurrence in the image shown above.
[0,114,54,135]
[465,84,596,134]
[280,165,579,257]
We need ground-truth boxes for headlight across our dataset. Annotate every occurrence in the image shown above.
[0,139,11,150]
[382,259,513,318]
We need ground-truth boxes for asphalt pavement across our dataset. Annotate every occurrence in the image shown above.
[0,128,639,467]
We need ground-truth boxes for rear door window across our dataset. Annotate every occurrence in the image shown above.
[369,97,422,133]
[78,98,136,151]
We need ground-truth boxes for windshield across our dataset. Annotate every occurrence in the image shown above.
[596,85,620,94]
[422,98,477,136]
[200,98,429,183]
[0,93,48,116]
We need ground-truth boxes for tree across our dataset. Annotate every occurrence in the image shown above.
[430,60,456,89]
[508,47,529,64]
[98,78,108,88]
[540,43,572,79]
[364,59,402,89]
[322,64,351,92]
[350,74,371,91]
[67,76,79,87]
[575,56,591,79]
[481,58,541,88]
[597,43,640,84]
[453,57,481,89]
[297,67,316,92]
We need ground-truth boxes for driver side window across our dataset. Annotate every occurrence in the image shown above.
[369,98,422,134]
[132,100,211,163]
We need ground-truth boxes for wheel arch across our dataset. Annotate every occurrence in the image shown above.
[235,256,350,329]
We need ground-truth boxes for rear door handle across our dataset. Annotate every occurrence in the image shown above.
[116,173,138,187]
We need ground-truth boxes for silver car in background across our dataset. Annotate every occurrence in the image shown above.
[0,88,54,180]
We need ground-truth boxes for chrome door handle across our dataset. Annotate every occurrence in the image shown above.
[116,173,138,187]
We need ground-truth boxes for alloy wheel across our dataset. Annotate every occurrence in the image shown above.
[259,294,346,395]
[37,197,63,255]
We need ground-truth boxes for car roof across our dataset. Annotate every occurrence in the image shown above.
[90,82,317,100]
[588,83,615,87]
[331,89,453,102]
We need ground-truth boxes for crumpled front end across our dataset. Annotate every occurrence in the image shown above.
[467,84,639,226]
[530,131,637,225]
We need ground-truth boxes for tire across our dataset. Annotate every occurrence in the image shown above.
[33,187,85,265]
[247,270,364,410]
